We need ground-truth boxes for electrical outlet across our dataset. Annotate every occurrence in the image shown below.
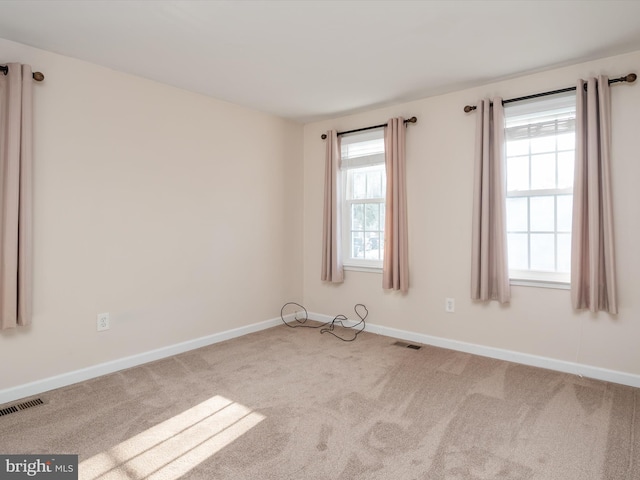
[97,312,110,331]
[445,298,455,313]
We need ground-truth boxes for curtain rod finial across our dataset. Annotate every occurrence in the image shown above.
[32,72,44,82]
[321,133,327,140]
[464,105,476,113]
[626,73,637,83]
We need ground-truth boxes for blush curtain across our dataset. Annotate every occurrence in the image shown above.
[382,117,409,293]
[571,76,617,314]
[470,98,510,303]
[0,63,34,329]
[321,129,344,283]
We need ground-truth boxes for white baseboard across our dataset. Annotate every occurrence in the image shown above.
[308,312,640,389]
[3,311,637,406]
[0,316,285,405]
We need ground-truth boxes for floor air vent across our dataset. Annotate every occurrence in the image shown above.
[0,398,44,417]
[393,341,422,350]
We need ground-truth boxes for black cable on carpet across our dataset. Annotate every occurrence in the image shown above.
[280,303,367,342]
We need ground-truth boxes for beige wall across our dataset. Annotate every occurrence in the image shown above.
[303,50,640,377]
[2,38,638,395]
[0,39,303,390]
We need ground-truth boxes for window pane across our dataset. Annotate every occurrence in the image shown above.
[352,172,366,199]
[530,135,556,154]
[506,197,528,232]
[506,139,529,157]
[351,204,364,231]
[557,233,571,273]
[557,151,574,189]
[507,233,528,270]
[365,203,380,230]
[530,196,554,231]
[557,195,573,232]
[367,171,383,198]
[507,156,529,191]
[557,132,575,151]
[530,234,555,271]
[530,153,556,189]
[365,232,381,260]
[351,232,364,259]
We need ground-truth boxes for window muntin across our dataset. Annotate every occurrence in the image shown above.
[341,129,385,269]
[504,94,576,284]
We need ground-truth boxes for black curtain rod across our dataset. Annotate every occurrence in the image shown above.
[463,73,636,113]
[321,116,417,139]
[1,65,45,82]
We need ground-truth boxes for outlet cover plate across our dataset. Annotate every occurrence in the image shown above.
[445,298,455,313]
[97,312,110,331]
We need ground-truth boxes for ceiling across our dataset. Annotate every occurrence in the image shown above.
[1,0,640,123]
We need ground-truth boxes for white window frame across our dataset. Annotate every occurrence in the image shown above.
[340,128,386,272]
[504,93,576,288]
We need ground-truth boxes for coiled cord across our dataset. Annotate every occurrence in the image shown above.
[280,302,367,342]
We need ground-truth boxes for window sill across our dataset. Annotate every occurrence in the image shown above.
[510,278,570,290]
[344,264,383,274]
[509,270,570,289]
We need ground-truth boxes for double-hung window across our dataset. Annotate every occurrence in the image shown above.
[504,94,576,286]
[340,129,385,270]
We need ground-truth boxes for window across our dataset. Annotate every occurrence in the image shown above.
[340,128,385,270]
[504,94,576,286]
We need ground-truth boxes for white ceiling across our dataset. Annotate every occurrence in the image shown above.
[1,0,640,123]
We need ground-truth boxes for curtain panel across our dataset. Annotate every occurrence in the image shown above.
[470,98,510,304]
[321,130,344,283]
[0,63,34,329]
[571,76,618,314]
[382,117,409,293]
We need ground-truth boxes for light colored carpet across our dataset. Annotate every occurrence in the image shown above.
[0,323,638,479]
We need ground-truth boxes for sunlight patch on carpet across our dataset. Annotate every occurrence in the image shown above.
[79,395,265,480]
